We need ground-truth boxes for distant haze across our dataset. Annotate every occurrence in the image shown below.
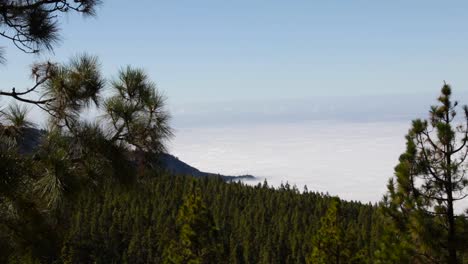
[169,91,468,203]
[169,91,468,127]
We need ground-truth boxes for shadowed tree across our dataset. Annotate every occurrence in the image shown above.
[0,0,102,111]
[0,55,173,211]
[0,0,100,58]
[383,83,468,264]
[1,55,172,213]
[0,103,34,143]
[0,104,61,263]
[0,54,105,129]
[0,102,43,155]
[0,55,108,211]
[42,54,105,130]
[1,103,34,129]
[104,66,173,170]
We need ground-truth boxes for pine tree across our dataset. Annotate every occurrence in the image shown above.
[104,66,173,163]
[164,188,221,264]
[384,83,468,264]
[0,1,100,55]
[308,198,350,264]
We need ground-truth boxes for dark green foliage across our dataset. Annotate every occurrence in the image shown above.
[0,53,175,263]
[0,0,100,57]
[105,66,173,157]
[0,131,60,263]
[53,174,378,264]
[44,54,105,128]
[308,199,367,264]
[164,188,222,263]
[1,103,34,129]
[382,83,468,263]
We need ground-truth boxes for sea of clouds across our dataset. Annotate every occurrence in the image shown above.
[169,120,410,203]
[168,92,468,204]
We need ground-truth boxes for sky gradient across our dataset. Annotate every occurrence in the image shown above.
[3,0,468,111]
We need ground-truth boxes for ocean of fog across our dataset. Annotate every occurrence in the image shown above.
[168,121,412,203]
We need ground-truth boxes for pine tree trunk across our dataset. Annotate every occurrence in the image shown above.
[446,133,457,264]
[336,245,340,264]
[447,189,457,264]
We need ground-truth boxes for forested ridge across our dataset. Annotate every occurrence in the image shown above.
[66,176,380,264]
[2,172,381,263]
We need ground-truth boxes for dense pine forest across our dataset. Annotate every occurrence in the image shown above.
[5,174,379,263]
[2,1,468,263]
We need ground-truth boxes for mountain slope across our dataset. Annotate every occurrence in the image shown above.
[159,153,254,180]
[8,127,255,181]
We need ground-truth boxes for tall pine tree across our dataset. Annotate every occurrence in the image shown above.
[307,198,362,264]
[164,187,222,264]
[384,83,468,264]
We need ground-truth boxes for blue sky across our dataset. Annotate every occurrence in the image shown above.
[3,0,468,114]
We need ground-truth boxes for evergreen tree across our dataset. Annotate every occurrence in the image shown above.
[104,66,173,166]
[384,83,468,264]
[0,0,100,60]
[164,188,222,264]
[308,198,350,264]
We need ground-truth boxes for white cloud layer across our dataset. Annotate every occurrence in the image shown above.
[169,120,410,203]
